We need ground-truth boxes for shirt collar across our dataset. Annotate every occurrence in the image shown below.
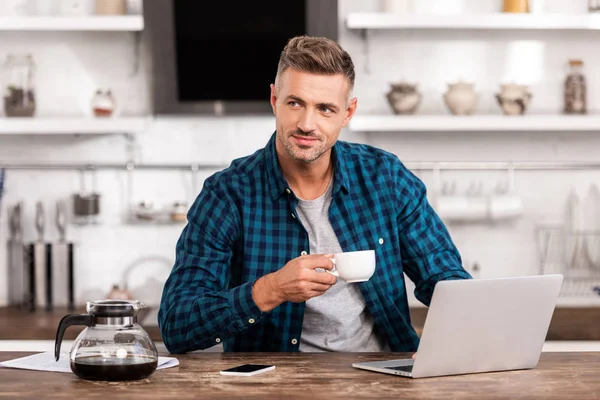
[264,131,350,202]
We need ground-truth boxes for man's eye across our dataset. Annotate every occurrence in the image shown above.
[288,101,300,107]
[320,107,332,114]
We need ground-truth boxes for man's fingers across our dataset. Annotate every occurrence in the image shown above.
[301,254,335,271]
[308,290,329,299]
[307,270,337,285]
[310,283,333,292]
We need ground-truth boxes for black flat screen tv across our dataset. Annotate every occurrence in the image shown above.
[145,0,338,115]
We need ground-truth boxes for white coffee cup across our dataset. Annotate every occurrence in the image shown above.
[325,250,376,283]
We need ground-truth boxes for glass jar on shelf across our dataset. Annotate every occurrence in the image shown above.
[2,54,36,117]
[564,59,586,115]
[503,0,529,13]
[91,89,115,117]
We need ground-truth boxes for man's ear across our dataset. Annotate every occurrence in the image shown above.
[342,97,358,128]
[270,84,277,115]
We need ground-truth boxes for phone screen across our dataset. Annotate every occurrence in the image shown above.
[221,364,273,373]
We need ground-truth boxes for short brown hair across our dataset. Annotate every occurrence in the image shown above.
[274,35,355,98]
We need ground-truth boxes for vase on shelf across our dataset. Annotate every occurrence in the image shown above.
[444,81,478,116]
[386,82,422,115]
[495,83,532,116]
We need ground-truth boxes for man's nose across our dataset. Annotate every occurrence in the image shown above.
[297,109,317,133]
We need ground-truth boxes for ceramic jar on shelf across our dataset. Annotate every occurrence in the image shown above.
[386,82,422,115]
[495,83,532,116]
[443,81,478,115]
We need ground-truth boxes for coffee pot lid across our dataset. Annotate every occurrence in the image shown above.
[86,299,144,318]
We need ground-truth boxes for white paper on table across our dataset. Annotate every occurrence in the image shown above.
[0,351,179,373]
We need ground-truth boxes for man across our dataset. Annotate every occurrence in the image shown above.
[158,35,471,354]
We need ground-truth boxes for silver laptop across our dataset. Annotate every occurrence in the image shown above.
[352,274,563,379]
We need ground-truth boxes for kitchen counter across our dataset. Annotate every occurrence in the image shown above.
[0,351,599,399]
[0,306,162,342]
[2,306,600,341]
[409,306,600,340]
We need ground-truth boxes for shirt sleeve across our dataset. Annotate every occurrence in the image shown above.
[158,179,264,353]
[395,163,472,306]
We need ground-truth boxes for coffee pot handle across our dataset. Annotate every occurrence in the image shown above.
[55,314,94,361]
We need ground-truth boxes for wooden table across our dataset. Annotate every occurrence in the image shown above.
[0,352,598,399]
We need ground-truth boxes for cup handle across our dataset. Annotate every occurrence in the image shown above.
[325,257,339,277]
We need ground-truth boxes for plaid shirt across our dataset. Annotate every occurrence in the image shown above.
[158,132,471,353]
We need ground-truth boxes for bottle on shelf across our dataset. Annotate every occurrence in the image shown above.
[503,0,529,12]
[2,53,36,118]
[564,59,586,115]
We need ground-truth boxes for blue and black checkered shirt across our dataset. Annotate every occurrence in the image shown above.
[158,132,471,353]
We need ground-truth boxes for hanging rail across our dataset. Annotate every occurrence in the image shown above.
[2,160,600,171]
[0,162,227,171]
[407,161,600,171]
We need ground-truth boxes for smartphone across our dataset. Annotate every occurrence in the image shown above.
[219,364,276,376]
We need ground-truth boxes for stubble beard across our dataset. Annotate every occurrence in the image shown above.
[281,130,328,164]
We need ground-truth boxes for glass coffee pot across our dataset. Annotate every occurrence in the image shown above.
[54,300,158,381]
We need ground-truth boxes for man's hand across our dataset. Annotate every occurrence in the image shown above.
[252,254,337,312]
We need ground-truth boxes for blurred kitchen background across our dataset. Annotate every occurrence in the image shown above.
[1,0,600,350]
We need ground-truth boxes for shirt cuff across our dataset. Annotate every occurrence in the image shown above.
[227,280,265,329]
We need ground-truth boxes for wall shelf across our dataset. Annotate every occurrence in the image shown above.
[346,12,600,31]
[0,117,149,135]
[349,115,600,132]
[0,15,143,31]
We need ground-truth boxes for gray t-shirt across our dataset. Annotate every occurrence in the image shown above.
[296,179,388,352]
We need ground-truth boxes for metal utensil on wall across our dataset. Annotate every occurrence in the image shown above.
[0,168,5,217]
[73,168,101,225]
[28,201,52,311]
[52,200,75,310]
[7,202,28,308]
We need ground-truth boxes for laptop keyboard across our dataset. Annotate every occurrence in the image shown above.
[385,365,414,373]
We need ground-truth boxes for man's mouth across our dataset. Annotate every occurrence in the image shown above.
[292,134,318,146]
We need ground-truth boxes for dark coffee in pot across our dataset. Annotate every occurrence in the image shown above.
[70,355,158,381]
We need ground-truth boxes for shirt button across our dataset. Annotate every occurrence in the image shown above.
[300,251,307,256]
[291,338,298,345]
[291,213,296,219]
[216,338,221,343]
[379,238,384,245]
[249,318,255,324]
[286,189,291,194]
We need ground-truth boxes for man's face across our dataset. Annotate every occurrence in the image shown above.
[270,68,357,164]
